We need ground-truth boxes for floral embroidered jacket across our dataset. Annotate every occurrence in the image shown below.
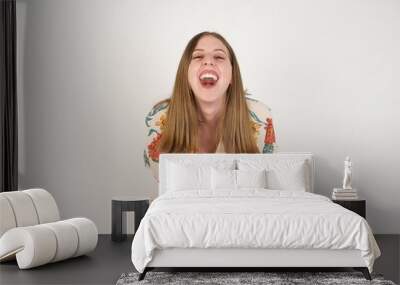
[144,96,277,181]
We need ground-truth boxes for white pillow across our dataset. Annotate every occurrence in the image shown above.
[266,163,307,191]
[211,168,268,190]
[211,168,236,190]
[238,159,308,191]
[236,169,268,188]
[167,162,211,191]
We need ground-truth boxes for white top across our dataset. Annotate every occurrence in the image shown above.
[144,96,277,181]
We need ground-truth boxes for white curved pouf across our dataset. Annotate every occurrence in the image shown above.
[64,218,98,257]
[0,226,57,268]
[0,189,98,269]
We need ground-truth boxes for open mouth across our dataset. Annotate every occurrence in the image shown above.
[199,70,219,88]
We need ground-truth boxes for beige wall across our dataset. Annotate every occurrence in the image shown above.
[17,0,400,233]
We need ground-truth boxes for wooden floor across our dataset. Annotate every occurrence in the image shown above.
[0,234,398,285]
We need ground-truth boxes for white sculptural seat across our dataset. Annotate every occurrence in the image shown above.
[0,188,98,269]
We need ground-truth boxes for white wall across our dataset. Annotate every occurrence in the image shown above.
[16,0,400,234]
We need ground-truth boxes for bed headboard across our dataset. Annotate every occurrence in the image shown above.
[158,153,315,196]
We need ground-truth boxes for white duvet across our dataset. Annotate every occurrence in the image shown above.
[131,189,380,273]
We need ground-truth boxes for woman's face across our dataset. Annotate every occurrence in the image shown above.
[188,36,232,104]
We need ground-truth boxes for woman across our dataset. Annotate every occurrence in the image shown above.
[144,31,276,181]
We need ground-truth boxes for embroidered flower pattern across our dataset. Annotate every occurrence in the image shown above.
[264,118,275,144]
[147,133,162,162]
[155,114,166,131]
[143,150,150,167]
[248,106,276,153]
[144,102,169,165]
[263,117,275,153]
[251,121,262,139]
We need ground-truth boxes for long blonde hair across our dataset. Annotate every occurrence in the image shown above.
[157,31,259,154]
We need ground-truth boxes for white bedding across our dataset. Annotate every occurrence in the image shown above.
[131,189,380,273]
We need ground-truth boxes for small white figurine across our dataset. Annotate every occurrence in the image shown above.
[342,156,352,190]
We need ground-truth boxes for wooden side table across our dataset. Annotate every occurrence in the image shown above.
[332,199,366,219]
[112,196,149,242]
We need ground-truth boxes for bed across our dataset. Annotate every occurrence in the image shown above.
[131,153,381,281]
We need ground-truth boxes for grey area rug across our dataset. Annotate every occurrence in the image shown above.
[116,271,397,285]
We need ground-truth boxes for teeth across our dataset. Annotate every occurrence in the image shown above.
[200,73,218,81]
